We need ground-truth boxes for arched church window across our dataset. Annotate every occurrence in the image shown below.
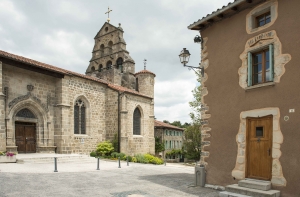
[74,99,86,134]
[106,61,112,70]
[108,41,113,54]
[91,66,95,72]
[100,44,104,56]
[99,64,103,72]
[16,108,36,119]
[133,108,141,135]
[116,57,123,72]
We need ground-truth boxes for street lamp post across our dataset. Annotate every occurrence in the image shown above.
[179,48,204,77]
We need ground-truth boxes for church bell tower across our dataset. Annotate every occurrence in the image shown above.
[86,22,137,89]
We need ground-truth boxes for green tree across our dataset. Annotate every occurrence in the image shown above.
[183,73,202,160]
[183,123,201,160]
[155,137,165,153]
[96,141,114,156]
[170,121,182,128]
[189,73,202,125]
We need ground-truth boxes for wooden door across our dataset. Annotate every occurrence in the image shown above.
[15,123,36,153]
[25,126,36,153]
[246,115,272,180]
[15,125,26,153]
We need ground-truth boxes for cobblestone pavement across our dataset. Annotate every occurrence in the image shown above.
[0,160,220,197]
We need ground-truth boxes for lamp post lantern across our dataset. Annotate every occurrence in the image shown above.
[179,48,204,77]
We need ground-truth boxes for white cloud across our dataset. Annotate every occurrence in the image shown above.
[54,1,91,21]
[154,79,197,123]
[0,0,26,24]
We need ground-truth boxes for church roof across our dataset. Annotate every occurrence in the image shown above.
[135,69,156,77]
[0,50,152,99]
[154,120,184,131]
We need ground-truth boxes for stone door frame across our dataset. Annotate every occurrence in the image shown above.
[6,98,49,152]
[232,108,286,186]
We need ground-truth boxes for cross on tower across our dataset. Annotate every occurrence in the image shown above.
[105,7,112,23]
[144,59,147,70]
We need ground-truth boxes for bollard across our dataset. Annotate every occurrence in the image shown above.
[164,160,166,166]
[54,157,58,172]
[118,157,121,168]
[96,157,100,170]
[127,156,129,166]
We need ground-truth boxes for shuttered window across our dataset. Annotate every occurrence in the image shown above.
[248,44,274,86]
[133,108,141,135]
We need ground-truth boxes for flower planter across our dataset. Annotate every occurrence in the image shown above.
[0,155,16,163]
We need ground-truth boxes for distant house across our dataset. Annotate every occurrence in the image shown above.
[188,0,299,196]
[154,120,184,159]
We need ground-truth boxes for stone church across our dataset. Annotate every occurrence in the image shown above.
[0,22,155,155]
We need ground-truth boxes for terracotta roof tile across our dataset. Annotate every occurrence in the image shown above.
[135,69,156,77]
[108,83,152,98]
[154,120,184,131]
[0,50,153,99]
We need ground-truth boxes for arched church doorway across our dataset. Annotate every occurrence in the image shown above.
[15,108,37,153]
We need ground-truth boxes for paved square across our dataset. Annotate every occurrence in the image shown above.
[0,159,220,197]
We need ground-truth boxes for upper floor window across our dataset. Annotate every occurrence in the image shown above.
[246,1,278,34]
[133,108,141,135]
[248,45,273,86]
[256,12,271,27]
[74,99,86,134]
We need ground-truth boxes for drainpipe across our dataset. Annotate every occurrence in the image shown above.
[4,87,8,147]
[118,91,121,153]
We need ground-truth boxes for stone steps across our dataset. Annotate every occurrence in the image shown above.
[239,179,271,191]
[219,191,251,197]
[17,155,97,164]
[219,179,280,197]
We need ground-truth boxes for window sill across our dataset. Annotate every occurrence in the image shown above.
[74,134,90,138]
[133,135,143,138]
[245,82,275,91]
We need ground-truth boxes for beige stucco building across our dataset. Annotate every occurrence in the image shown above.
[0,22,155,156]
[188,0,300,196]
[154,120,184,159]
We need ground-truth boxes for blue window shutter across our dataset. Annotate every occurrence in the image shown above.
[269,44,274,81]
[248,52,252,86]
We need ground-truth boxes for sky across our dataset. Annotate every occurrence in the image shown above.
[0,0,230,123]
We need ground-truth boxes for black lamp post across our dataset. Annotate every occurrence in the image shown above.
[179,48,204,77]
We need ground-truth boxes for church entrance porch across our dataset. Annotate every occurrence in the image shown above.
[15,122,36,153]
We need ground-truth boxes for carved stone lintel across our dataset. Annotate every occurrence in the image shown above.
[8,92,49,112]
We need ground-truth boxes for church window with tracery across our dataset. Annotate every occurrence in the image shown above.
[133,108,141,135]
[16,108,36,119]
[74,99,86,134]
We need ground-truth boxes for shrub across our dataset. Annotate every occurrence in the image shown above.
[111,152,118,158]
[127,155,132,162]
[90,151,97,157]
[96,141,114,156]
[132,157,137,163]
[134,154,163,165]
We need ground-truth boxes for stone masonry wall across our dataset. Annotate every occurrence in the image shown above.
[56,75,107,154]
[3,64,56,152]
[120,93,154,155]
